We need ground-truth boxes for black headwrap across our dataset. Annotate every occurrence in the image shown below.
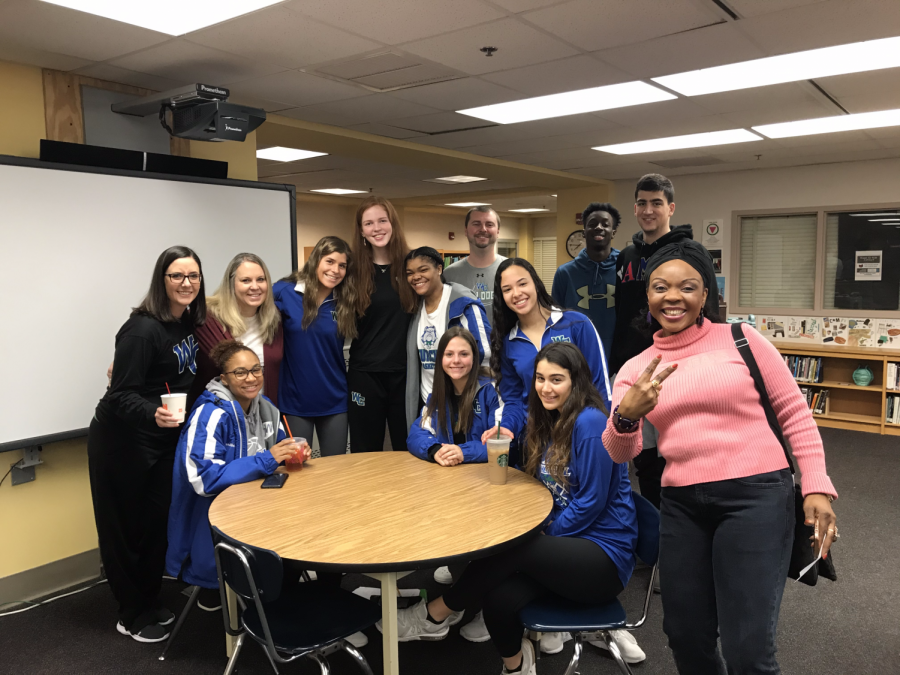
[405,246,447,284]
[644,239,719,319]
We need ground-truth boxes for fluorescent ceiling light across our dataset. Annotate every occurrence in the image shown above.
[594,129,762,155]
[653,36,900,96]
[458,81,675,125]
[869,218,900,221]
[509,208,549,213]
[310,188,368,195]
[850,212,900,216]
[446,202,492,207]
[426,176,488,184]
[753,108,900,139]
[256,147,327,162]
[41,0,283,35]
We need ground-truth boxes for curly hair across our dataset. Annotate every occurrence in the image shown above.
[208,339,257,372]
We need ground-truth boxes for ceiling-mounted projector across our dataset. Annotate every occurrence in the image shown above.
[111,84,265,143]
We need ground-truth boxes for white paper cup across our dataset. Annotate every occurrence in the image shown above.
[161,393,188,423]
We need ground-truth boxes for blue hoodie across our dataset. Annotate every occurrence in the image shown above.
[539,406,638,589]
[166,385,286,588]
[408,377,503,463]
[551,248,619,363]
[499,309,611,439]
[405,282,492,427]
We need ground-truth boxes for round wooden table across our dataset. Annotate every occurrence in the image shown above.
[209,452,553,675]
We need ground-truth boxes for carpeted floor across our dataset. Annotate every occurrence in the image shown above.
[1,427,897,675]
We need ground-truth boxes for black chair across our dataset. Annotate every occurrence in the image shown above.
[211,526,381,675]
[519,493,661,675]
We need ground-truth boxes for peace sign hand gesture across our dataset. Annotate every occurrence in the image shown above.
[617,356,678,421]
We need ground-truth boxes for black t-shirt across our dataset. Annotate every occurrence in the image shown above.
[349,264,411,372]
[95,313,198,459]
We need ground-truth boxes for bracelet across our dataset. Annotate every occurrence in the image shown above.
[613,405,640,433]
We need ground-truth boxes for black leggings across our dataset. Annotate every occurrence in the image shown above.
[347,369,408,452]
[443,535,624,657]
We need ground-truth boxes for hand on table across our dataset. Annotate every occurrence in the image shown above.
[617,356,678,421]
[803,494,838,559]
[155,406,180,428]
[434,444,464,466]
[480,426,514,445]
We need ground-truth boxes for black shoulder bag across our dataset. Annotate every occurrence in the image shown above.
[731,322,837,586]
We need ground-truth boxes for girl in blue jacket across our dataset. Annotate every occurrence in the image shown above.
[408,326,502,465]
[383,342,641,672]
[166,340,301,594]
[482,258,612,448]
[404,246,491,428]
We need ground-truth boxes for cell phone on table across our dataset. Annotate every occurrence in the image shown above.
[261,473,288,489]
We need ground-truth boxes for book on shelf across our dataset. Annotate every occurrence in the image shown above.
[888,363,900,391]
[810,388,828,415]
[888,394,900,424]
[783,355,824,383]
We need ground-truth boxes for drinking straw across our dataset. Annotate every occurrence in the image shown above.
[282,415,294,438]
[496,425,501,440]
[165,383,171,395]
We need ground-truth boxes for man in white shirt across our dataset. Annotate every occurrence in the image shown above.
[443,206,507,317]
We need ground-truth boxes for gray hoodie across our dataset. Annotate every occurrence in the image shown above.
[206,377,281,454]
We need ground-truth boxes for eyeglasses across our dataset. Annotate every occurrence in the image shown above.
[223,365,264,380]
[165,273,202,284]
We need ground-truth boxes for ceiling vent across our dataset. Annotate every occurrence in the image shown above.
[312,52,462,92]
[650,156,726,169]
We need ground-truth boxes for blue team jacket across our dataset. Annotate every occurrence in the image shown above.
[551,249,619,363]
[539,407,638,589]
[405,283,492,427]
[499,309,611,438]
[407,377,503,463]
[274,279,348,418]
[166,389,286,588]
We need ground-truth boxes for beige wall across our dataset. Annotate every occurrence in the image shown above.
[611,157,900,307]
[189,131,258,181]
[555,186,614,266]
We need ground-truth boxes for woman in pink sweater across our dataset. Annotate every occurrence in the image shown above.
[602,239,838,675]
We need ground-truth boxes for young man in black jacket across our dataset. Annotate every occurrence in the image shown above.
[610,173,692,508]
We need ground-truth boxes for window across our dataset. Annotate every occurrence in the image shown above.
[532,237,557,293]
[738,214,817,309]
[497,239,518,259]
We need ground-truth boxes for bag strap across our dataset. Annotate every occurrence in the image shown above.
[730,322,796,475]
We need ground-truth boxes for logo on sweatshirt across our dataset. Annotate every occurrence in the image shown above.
[618,258,648,283]
[351,392,366,406]
[172,335,199,375]
[576,284,615,309]
[331,310,337,321]
[550,335,571,343]
[474,281,492,302]
[263,421,274,439]
[473,400,482,414]
[421,326,438,348]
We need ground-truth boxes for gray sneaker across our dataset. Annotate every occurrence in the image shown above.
[502,638,536,675]
[433,566,453,585]
[460,610,491,643]
[588,629,646,663]
[375,600,449,642]
[539,631,572,654]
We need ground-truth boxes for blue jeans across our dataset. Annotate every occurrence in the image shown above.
[659,469,794,675]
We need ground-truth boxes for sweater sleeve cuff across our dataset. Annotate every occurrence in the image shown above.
[601,416,643,464]
[800,472,838,499]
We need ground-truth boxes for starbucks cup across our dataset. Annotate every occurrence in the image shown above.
[486,438,511,485]
[160,393,187,423]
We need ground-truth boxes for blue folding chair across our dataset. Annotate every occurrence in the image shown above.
[519,493,660,675]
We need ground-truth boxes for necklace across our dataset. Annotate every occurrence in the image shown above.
[375,263,390,274]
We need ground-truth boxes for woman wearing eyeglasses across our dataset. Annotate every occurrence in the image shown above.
[88,246,207,643]
[187,253,283,410]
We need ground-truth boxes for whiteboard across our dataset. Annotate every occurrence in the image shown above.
[0,158,295,450]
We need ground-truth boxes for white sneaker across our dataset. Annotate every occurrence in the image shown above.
[448,609,465,626]
[344,631,368,648]
[434,566,453,585]
[588,629,646,663]
[460,610,491,642]
[375,600,449,642]
[503,637,536,675]
[539,631,572,654]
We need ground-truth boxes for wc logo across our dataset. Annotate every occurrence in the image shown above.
[331,310,337,321]
[172,335,199,374]
[550,335,571,343]
[351,392,366,406]
[473,400,482,414]
[474,281,492,301]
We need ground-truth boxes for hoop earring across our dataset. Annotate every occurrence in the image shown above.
[696,307,705,327]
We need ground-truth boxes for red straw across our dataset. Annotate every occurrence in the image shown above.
[282,415,293,439]
[165,382,171,395]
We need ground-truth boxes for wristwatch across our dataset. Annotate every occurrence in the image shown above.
[613,405,640,433]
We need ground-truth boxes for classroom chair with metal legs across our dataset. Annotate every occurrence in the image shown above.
[211,526,381,675]
[519,493,660,675]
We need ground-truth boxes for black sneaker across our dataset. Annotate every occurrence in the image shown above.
[197,588,222,612]
[155,608,175,626]
[116,621,170,643]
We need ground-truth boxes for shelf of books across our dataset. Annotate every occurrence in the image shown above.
[772,341,900,436]
[438,250,470,267]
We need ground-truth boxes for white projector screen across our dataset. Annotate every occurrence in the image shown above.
[0,157,296,451]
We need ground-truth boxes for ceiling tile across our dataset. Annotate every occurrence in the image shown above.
[595,98,717,129]
[481,54,632,96]
[489,0,571,11]
[72,64,185,91]
[522,0,723,52]
[816,69,900,114]
[227,70,367,108]
[0,40,92,71]
[0,0,170,62]
[689,82,834,116]
[385,111,496,134]
[736,0,900,55]
[279,94,442,127]
[109,39,285,86]
[593,23,766,79]
[399,18,578,76]
[285,0,504,45]
[726,0,828,17]
[346,122,426,139]
[389,77,523,110]
[186,6,381,70]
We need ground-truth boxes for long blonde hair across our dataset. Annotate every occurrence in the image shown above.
[207,253,281,343]
[284,236,359,339]
[350,196,416,315]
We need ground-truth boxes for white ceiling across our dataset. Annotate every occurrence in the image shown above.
[3,0,900,205]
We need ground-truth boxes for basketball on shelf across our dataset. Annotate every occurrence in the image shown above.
[852,365,874,386]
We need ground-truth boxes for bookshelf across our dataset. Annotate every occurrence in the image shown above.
[438,249,470,267]
[772,341,900,436]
